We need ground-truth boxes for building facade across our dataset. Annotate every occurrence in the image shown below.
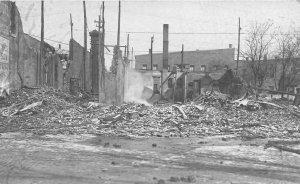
[135,47,235,73]
[0,1,65,92]
[131,46,238,102]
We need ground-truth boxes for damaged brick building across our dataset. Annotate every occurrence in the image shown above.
[134,45,238,102]
[0,1,65,93]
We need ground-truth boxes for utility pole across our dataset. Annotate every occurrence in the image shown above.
[150,36,154,70]
[83,1,87,90]
[117,0,121,50]
[236,17,241,75]
[70,13,73,39]
[116,0,123,105]
[181,44,184,71]
[126,34,129,59]
[125,46,127,59]
[161,24,169,99]
[98,13,103,102]
[101,1,105,88]
[131,47,134,68]
[39,0,44,86]
[183,73,187,103]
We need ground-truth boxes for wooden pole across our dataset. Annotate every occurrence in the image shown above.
[236,17,241,75]
[131,47,134,68]
[98,14,102,102]
[172,72,177,103]
[181,44,184,71]
[83,1,87,90]
[126,34,130,59]
[39,0,44,86]
[183,72,187,103]
[70,13,73,40]
[161,24,169,99]
[117,0,121,49]
[125,46,127,59]
[102,1,105,88]
[150,36,153,70]
[116,0,123,104]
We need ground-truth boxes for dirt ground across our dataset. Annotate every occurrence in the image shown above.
[0,132,299,184]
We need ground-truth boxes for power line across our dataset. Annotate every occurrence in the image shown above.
[28,34,69,45]
[125,31,300,35]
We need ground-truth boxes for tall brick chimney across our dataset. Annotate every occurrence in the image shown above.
[89,30,99,94]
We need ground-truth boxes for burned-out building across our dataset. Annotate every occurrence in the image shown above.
[133,46,236,102]
[135,46,235,72]
[0,1,65,92]
[65,38,91,93]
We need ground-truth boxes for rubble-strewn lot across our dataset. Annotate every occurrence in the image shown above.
[1,88,300,184]
[1,87,299,139]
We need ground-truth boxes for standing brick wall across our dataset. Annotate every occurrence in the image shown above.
[67,39,91,92]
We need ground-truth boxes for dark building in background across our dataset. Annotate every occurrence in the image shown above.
[135,47,235,73]
[133,46,237,102]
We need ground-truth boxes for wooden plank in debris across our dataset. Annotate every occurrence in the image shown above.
[251,86,300,97]
[172,105,188,119]
[20,101,43,112]
[265,141,300,155]
[186,105,204,113]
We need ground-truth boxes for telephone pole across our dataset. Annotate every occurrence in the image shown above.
[150,36,154,70]
[161,24,169,99]
[181,44,184,71]
[101,1,105,88]
[236,17,241,75]
[39,0,44,86]
[70,13,73,39]
[98,14,102,102]
[83,1,87,90]
[117,0,121,50]
[126,34,130,59]
[131,47,134,68]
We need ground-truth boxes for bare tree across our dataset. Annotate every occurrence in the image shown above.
[275,29,300,95]
[241,21,274,87]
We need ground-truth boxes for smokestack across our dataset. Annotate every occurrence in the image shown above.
[229,44,232,48]
[163,24,169,69]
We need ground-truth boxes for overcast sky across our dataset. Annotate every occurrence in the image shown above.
[16,0,300,67]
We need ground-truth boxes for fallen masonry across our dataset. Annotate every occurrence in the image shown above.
[0,87,300,146]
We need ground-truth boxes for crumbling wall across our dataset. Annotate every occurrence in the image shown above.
[1,2,49,91]
[67,39,91,92]
[1,1,25,90]
[22,34,40,87]
[44,54,64,89]
[0,1,12,93]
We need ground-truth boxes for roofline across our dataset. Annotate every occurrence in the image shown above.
[23,33,54,49]
[236,56,300,61]
[135,48,235,57]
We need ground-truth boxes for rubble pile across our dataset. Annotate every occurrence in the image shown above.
[0,88,299,138]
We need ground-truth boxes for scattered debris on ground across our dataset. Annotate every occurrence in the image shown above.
[0,87,299,140]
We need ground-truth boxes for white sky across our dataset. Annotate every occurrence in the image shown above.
[15,0,300,68]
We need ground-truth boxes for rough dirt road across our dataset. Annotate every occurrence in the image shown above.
[0,133,300,184]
